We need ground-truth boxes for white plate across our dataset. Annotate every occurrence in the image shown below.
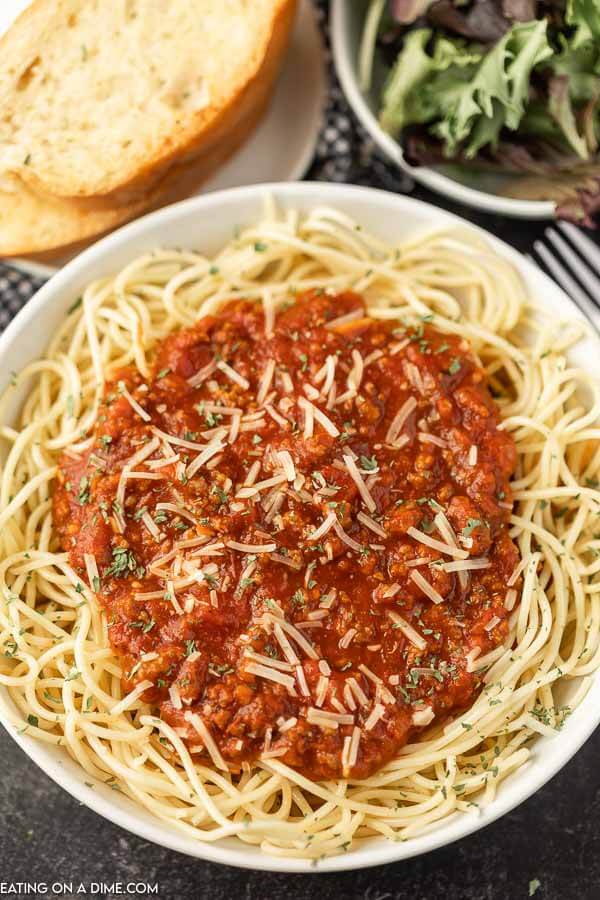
[0,0,326,278]
[330,0,555,221]
[0,182,598,872]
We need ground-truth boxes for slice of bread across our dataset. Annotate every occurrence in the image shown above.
[0,0,295,256]
[0,0,296,200]
[0,174,151,256]
[0,54,274,257]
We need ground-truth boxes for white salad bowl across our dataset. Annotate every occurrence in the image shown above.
[330,0,556,221]
[0,182,598,872]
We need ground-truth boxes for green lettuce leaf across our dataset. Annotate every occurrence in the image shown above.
[379,29,481,136]
[504,20,554,128]
[548,75,591,158]
[379,29,437,137]
[380,20,552,157]
[566,0,600,43]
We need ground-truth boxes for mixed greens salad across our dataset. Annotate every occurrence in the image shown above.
[360,0,600,223]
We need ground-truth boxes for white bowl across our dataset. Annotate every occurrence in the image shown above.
[0,183,598,872]
[330,0,555,220]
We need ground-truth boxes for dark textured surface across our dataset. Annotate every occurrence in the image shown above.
[1,721,599,899]
[1,1,600,897]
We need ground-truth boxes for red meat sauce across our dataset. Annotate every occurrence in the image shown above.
[53,289,519,781]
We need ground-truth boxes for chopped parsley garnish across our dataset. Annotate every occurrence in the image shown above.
[254,242,268,252]
[3,639,18,658]
[447,358,461,375]
[185,639,197,657]
[203,410,223,428]
[359,455,378,471]
[462,518,483,537]
[105,546,141,579]
[312,471,326,489]
[100,435,112,448]
[209,663,234,676]
[77,476,90,505]
[156,368,171,380]
[291,589,306,607]
[129,619,155,633]
[211,485,229,507]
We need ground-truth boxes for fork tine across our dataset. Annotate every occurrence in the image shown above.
[545,227,600,304]
[557,221,600,279]
[533,240,600,331]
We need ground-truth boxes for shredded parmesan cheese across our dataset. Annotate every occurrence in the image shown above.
[387,611,427,650]
[442,558,490,572]
[186,439,226,478]
[325,309,363,331]
[245,662,296,690]
[364,703,385,731]
[308,512,337,542]
[332,519,363,552]
[418,433,447,449]
[216,360,250,390]
[226,540,277,553]
[257,359,276,405]
[298,397,340,437]
[407,525,468,560]
[119,384,151,422]
[412,706,434,727]
[185,713,229,770]
[84,553,99,592]
[187,359,217,388]
[357,510,387,538]
[410,569,446,604]
[343,454,376,513]
[386,397,417,444]
[306,708,354,727]
[276,450,296,482]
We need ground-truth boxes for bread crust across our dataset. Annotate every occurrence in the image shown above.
[0,0,297,200]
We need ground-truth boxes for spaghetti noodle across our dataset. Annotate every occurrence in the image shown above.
[0,205,599,859]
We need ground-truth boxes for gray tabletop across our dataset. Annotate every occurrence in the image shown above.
[1,2,599,897]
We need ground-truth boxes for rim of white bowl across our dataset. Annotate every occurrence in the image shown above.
[330,0,556,221]
[0,182,598,874]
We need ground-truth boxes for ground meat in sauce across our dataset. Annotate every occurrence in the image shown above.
[53,290,519,781]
